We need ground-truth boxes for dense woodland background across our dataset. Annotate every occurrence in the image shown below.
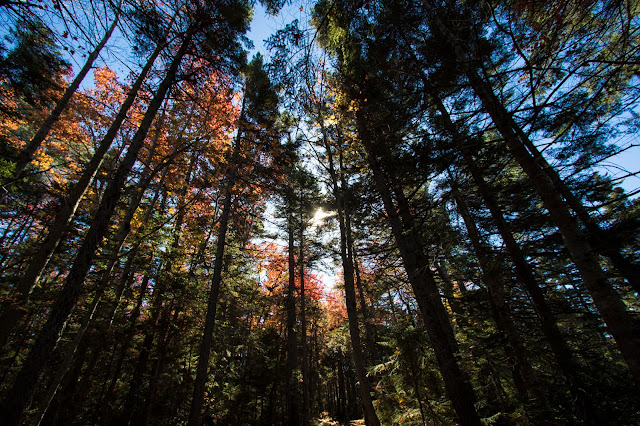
[0,0,639,424]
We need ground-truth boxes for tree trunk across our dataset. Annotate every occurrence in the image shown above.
[137,305,181,426]
[101,274,150,411]
[121,296,173,424]
[353,251,378,361]
[120,193,187,423]
[340,213,381,426]
[46,337,91,425]
[426,82,600,419]
[299,225,311,426]
[357,110,481,425]
[449,179,539,402]
[407,347,428,426]
[0,30,193,424]
[285,210,300,426]
[518,133,640,293]
[337,351,346,422]
[30,288,104,426]
[322,130,380,426]
[31,140,166,420]
[187,115,243,425]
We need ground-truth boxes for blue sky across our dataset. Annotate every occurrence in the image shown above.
[246,2,312,58]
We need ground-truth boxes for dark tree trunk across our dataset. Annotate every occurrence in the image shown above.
[449,179,539,402]
[27,129,168,424]
[46,338,90,426]
[357,111,481,425]
[101,274,150,413]
[30,290,104,426]
[299,226,311,426]
[121,296,173,424]
[353,252,378,361]
[516,121,640,293]
[322,130,380,426]
[337,351,346,422]
[285,211,300,426]
[188,120,242,425]
[426,83,600,420]
[407,347,428,426]
[137,305,181,426]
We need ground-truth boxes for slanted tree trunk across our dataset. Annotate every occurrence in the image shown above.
[30,289,103,426]
[322,129,380,426]
[0,30,194,424]
[353,251,378,361]
[356,108,481,425]
[459,145,600,421]
[427,85,599,419]
[340,209,381,426]
[448,178,539,402]
[519,134,640,293]
[407,344,429,426]
[100,274,150,413]
[43,336,91,425]
[138,306,182,426]
[122,150,195,424]
[121,294,173,424]
[29,127,170,424]
[188,115,243,425]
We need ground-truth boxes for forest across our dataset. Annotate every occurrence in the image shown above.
[0,0,639,424]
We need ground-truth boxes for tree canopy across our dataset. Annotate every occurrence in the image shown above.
[0,0,638,424]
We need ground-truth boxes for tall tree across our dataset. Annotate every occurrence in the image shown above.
[0,29,171,349]
[188,54,280,425]
[313,3,482,423]
[320,121,381,425]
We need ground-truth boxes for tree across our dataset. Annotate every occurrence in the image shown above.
[314,101,380,425]
[0,32,169,349]
[312,2,482,423]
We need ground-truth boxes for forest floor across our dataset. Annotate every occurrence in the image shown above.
[312,416,365,425]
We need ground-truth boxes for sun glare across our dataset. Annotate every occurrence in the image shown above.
[311,208,332,226]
